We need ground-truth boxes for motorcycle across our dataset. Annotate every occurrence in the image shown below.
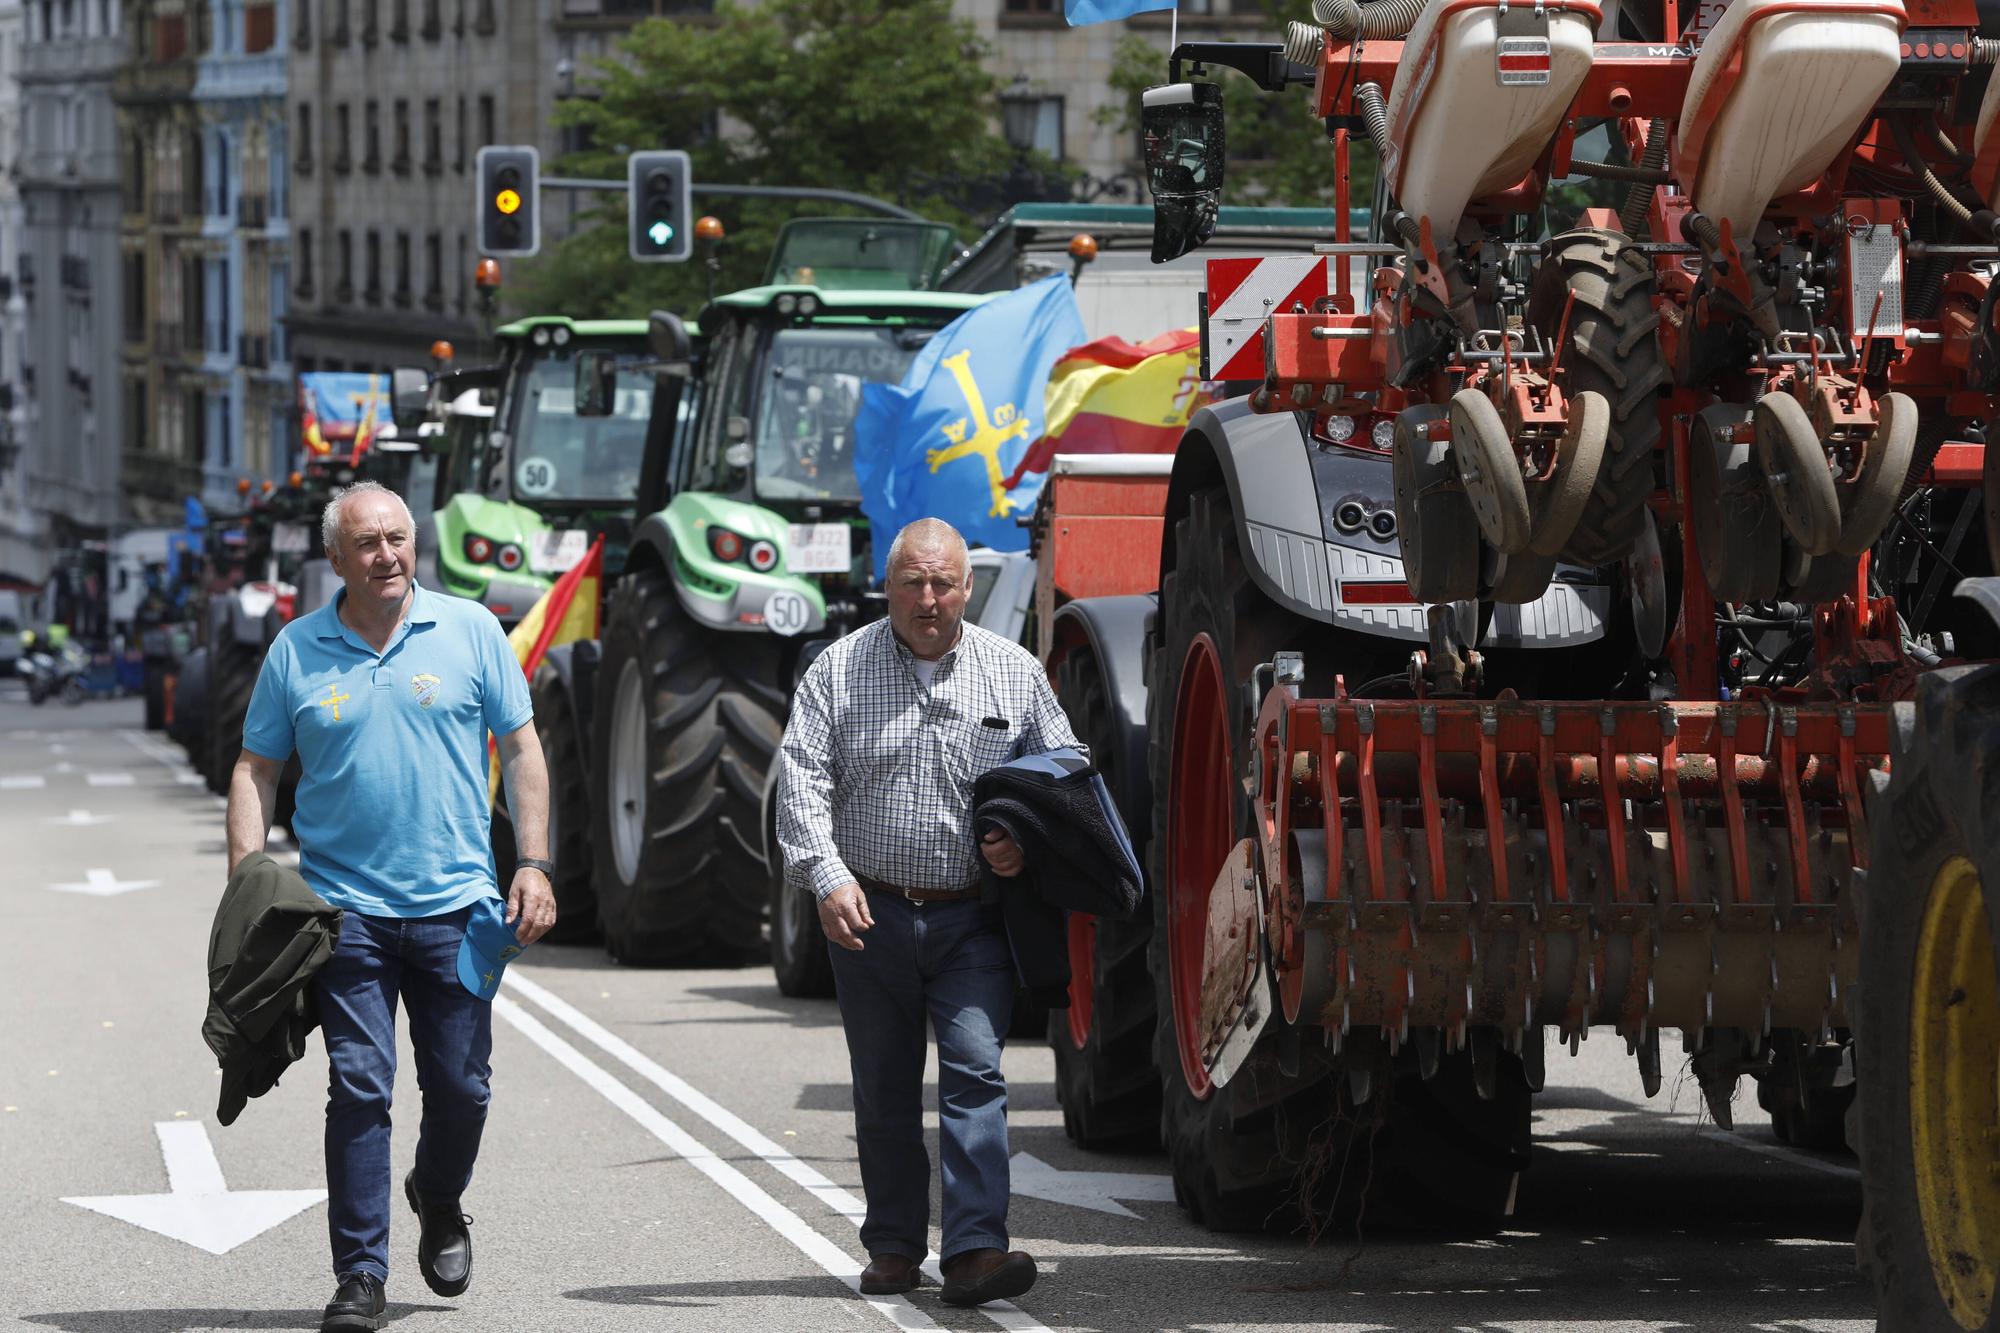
[22,647,88,707]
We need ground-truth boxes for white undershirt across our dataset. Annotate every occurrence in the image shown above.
[909,656,941,688]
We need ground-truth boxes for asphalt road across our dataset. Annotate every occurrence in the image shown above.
[0,687,1879,1332]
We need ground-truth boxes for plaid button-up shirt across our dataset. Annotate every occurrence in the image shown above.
[777,616,1084,900]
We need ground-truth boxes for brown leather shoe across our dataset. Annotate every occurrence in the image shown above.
[859,1252,923,1295]
[939,1248,1037,1306]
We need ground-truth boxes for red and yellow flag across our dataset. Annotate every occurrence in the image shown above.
[1005,328,1208,488]
[489,536,604,804]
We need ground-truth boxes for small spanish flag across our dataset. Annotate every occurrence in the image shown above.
[489,536,604,804]
[1005,328,1207,488]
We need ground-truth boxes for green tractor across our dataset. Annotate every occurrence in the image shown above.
[530,218,1002,966]
[403,317,658,631]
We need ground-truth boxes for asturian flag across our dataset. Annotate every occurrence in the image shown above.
[854,275,1087,577]
[1005,327,1207,487]
[487,536,604,805]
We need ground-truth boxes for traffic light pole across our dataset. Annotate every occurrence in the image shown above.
[541,176,933,224]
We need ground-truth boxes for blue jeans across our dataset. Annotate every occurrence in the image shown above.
[314,905,494,1284]
[828,893,1016,1264]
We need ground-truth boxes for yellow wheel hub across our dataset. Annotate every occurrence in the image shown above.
[1912,855,2000,1330]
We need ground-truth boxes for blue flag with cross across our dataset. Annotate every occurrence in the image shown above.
[854,274,1087,578]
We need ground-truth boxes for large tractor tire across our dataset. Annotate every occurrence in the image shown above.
[1050,644,1160,1148]
[168,646,209,761]
[531,662,600,944]
[768,788,836,997]
[1148,489,1528,1233]
[1857,664,2000,1331]
[1528,227,1667,567]
[591,569,785,966]
[206,635,260,796]
[143,662,167,731]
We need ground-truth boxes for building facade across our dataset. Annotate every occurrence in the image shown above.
[286,0,565,375]
[15,0,127,574]
[0,0,30,585]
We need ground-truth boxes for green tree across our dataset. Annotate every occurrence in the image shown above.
[512,0,1022,320]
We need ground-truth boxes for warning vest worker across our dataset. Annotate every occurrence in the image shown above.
[225,480,556,1332]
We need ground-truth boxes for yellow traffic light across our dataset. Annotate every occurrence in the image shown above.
[495,188,522,216]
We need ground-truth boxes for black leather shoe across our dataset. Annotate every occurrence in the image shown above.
[321,1272,386,1332]
[404,1169,474,1297]
[859,1252,924,1295]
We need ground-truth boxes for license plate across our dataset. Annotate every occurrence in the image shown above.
[271,523,311,556]
[529,529,589,574]
[787,523,851,575]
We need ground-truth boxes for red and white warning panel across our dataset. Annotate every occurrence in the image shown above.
[1204,256,1336,381]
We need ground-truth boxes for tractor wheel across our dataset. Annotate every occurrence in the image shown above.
[168,646,208,759]
[1529,227,1668,567]
[531,662,601,944]
[1149,488,1527,1232]
[768,787,836,998]
[206,636,259,796]
[1050,644,1159,1148]
[1857,664,2000,1331]
[143,663,167,731]
[591,569,785,966]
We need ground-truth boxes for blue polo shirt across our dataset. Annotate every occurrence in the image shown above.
[242,582,534,917]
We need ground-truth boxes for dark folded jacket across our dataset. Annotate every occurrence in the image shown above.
[204,852,343,1125]
[972,748,1143,1008]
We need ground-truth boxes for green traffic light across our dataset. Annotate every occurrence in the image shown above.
[648,220,675,247]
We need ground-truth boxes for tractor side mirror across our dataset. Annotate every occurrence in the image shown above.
[648,309,693,376]
[1142,82,1226,264]
[390,366,431,431]
[574,349,619,418]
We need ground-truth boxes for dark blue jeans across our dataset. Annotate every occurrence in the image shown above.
[314,905,494,1284]
[828,893,1016,1265]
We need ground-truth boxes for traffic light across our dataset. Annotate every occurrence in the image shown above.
[476,145,539,257]
[628,150,693,263]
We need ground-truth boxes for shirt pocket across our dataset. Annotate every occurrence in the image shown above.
[947,714,1017,787]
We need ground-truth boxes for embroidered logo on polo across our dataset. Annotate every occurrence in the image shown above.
[411,673,442,709]
[317,683,352,722]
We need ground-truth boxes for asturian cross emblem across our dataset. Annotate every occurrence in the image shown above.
[925,350,1032,518]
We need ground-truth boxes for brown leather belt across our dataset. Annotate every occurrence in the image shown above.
[856,874,979,903]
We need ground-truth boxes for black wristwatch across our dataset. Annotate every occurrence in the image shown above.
[517,858,556,880]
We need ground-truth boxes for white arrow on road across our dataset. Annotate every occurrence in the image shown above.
[44,809,115,826]
[62,1122,327,1256]
[48,868,160,897]
[1008,1151,1174,1218]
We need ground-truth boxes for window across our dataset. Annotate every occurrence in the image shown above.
[212,130,229,217]
[390,0,408,40]
[293,0,310,46]
[473,0,493,34]
[184,128,205,218]
[454,97,466,171]
[394,230,410,307]
[333,102,350,174]
[424,230,442,309]
[296,227,314,298]
[214,257,230,353]
[332,0,350,45]
[456,231,467,310]
[360,0,376,44]
[392,99,410,174]
[1002,0,1057,11]
[271,265,289,360]
[477,94,494,150]
[123,254,146,343]
[363,100,380,173]
[246,1,274,50]
[424,99,441,173]
[364,229,380,304]
[421,0,439,38]
[295,102,313,173]
[123,130,145,212]
[337,227,353,300]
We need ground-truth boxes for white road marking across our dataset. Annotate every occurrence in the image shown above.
[504,972,1054,1333]
[1699,1130,1861,1180]
[490,995,940,1332]
[86,772,135,787]
[1,775,46,790]
[48,868,160,897]
[44,809,115,826]
[61,1121,326,1256]
[1008,1151,1174,1218]
[120,731,203,783]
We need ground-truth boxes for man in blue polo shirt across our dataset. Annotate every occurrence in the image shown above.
[225,480,555,1332]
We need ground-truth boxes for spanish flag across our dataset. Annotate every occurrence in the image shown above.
[488,536,605,804]
[1004,328,1208,488]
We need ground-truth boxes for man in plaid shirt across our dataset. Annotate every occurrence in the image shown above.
[777,517,1081,1308]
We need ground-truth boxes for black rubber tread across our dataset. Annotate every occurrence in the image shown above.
[206,635,260,796]
[1049,645,1160,1148]
[1149,489,1528,1233]
[1528,228,1668,567]
[143,663,167,731]
[1857,665,2000,1331]
[590,570,785,967]
[768,771,837,998]
[168,646,209,758]
[531,661,601,944]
